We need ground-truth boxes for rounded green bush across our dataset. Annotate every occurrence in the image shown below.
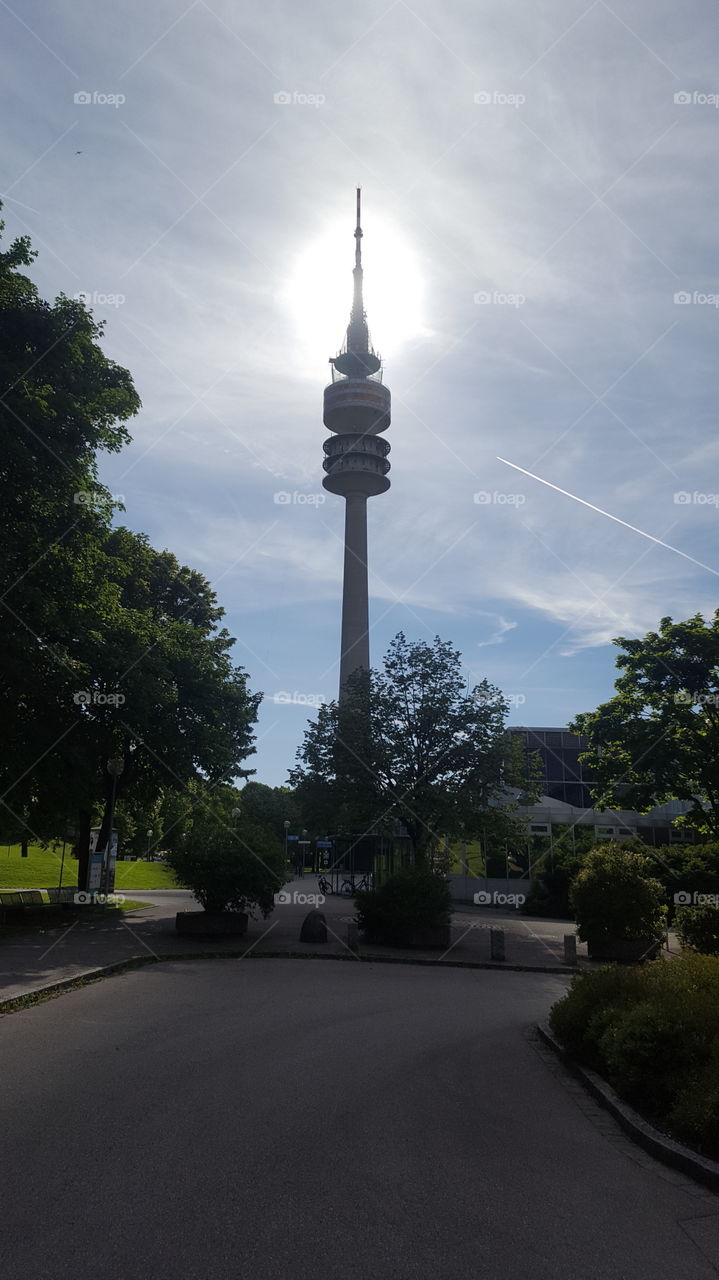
[355,868,452,939]
[570,842,666,946]
[675,902,719,955]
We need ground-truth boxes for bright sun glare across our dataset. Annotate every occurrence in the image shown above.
[287,211,425,371]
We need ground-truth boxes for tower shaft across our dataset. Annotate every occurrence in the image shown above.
[339,494,370,689]
[322,189,391,696]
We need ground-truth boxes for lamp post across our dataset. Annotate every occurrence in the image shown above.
[284,819,290,872]
[146,827,153,861]
[102,757,124,896]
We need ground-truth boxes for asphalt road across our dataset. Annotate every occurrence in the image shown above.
[2,960,716,1279]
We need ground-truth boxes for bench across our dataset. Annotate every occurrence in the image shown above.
[0,887,77,922]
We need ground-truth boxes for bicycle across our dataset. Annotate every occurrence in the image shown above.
[317,875,333,896]
[339,874,371,896]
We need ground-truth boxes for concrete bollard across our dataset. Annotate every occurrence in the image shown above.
[346,922,360,953]
[490,928,505,962]
[563,934,577,966]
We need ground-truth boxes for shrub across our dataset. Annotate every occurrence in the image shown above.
[355,868,452,940]
[650,843,719,921]
[548,964,643,1065]
[166,816,286,916]
[675,902,719,955]
[549,952,719,1156]
[570,842,667,945]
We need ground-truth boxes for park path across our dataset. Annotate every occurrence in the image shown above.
[1,959,717,1280]
[0,879,588,1000]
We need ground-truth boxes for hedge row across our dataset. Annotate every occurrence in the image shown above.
[549,953,719,1158]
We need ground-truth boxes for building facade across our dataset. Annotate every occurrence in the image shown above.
[510,726,695,846]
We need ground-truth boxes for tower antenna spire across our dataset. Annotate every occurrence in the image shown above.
[332,187,379,379]
[351,185,364,322]
[355,186,362,270]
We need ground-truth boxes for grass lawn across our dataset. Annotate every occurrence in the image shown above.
[0,844,177,890]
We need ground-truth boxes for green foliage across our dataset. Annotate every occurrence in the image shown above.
[521,823,598,917]
[571,612,719,838]
[240,782,302,840]
[354,868,452,940]
[164,789,286,915]
[549,953,719,1156]
[0,211,260,878]
[549,964,644,1066]
[644,843,719,921]
[570,842,667,944]
[290,632,530,866]
[675,902,719,955]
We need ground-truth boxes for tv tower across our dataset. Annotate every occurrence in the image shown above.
[322,189,391,693]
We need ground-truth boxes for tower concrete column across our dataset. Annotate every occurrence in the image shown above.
[339,492,369,688]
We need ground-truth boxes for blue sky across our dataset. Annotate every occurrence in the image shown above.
[3,0,719,784]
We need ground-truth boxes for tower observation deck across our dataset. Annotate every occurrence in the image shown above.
[322,189,391,692]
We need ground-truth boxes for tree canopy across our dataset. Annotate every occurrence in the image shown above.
[571,612,719,838]
[0,209,261,881]
[290,632,530,866]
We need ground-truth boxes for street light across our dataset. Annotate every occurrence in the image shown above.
[284,819,290,870]
[146,827,153,861]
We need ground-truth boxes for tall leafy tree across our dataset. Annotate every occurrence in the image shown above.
[0,209,139,849]
[571,612,719,838]
[0,212,261,883]
[290,632,529,867]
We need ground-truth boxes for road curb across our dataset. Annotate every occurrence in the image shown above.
[0,948,576,1014]
[537,1021,719,1192]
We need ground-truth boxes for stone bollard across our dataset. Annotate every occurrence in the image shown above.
[563,934,577,966]
[346,922,360,953]
[299,910,327,944]
[490,928,505,962]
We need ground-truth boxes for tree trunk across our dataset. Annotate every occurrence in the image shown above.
[77,809,92,891]
[20,837,28,858]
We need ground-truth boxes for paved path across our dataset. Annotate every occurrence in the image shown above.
[0,879,590,999]
[1,960,716,1279]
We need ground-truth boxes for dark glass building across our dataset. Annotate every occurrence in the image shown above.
[511,726,596,810]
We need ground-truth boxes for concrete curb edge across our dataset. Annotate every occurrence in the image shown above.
[0,948,576,1014]
[536,1021,719,1192]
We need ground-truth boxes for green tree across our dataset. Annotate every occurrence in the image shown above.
[290,632,528,868]
[571,613,719,838]
[0,213,261,883]
[164,784,286,914]
[0,208,139,851]
[240,782,302,840]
